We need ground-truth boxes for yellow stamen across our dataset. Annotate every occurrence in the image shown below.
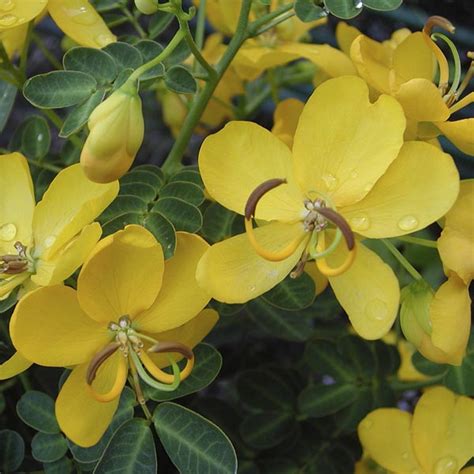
[138,350,194,384]
[315,232,356,277]
[88,355,128,403]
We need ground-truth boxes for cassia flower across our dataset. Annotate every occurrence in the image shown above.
[271,97,305,149]
[0,0,116,58]
[197,75,460,340]
[0,153,118,379]
[80,80,145,183]
[358,386,474,473]
[10,225,217,447]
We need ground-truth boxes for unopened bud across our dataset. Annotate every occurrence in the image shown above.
[80,82,144,183]
[135,0,159,14]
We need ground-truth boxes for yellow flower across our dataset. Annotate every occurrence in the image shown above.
[271,97,305,149]
[80,80,144,183]
[0,153,118,379]
[197,75,460,340]
[358,386,474,473]
[401,180,473,365]
[10,225,218,447]
[0,0,116,57]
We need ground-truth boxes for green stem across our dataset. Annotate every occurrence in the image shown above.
[252,11,296,37]
[248,2,294,37]
[31,32,62,70]
[19,21,34,80]
[0,44,22,87]
[194,0,207,51]
[27,158,62,173]
[395,236,438,249]
[381,239,423,281]
[162,0,253,174]
[121,7,147,38]
[129,28,186,82]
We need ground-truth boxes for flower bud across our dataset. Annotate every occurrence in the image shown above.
[80,82,144,183]
[135,0,159,14]
[158,89,188,138]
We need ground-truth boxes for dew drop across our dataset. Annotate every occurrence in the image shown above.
[94,33,114,47]
[354,0,363,9]
[44,235,57,248]
[398,215,418,231]
[0,0,14,13]
[350,215,370,231]
[62,3,97,26]
[401,452,409,460]
[0,223,17,241]
[322,174,338,191]
[249,285,256,292]
[0,13,18,26]
[365,298,388,322]
[434,456,458,474]
[362,419,373,429]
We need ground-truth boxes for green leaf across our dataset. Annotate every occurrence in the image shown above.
[373,340,400,376]
[0,430,25,472]
[148,11,175,38]
[135,40,165,80]
[143,211,177,259]
[103,42,143,70]
[338,335,376,378]
[164,65,197,94]
[16,391,59,434]
[362,0,402,10]
[133,164,165,186]
[31,433,68,463]
[60,90,105,137]
[0,393,5,415]
[121,169,163,189]
[260,458,299,474]
[23,71,97,108]
[154,403,237,474]
[262,273,315,311]
[163,39,191,67]
[298,383,358,418]
[0,287,18,313]
[169,169,204,187]
[444,358,474,396]
[20,115,51,160]
[0,80,16,132]
[334,386,373,432]
[247,298,313,342]
[119,182,157,201]
[160,181,205,206]
[147,344,222,401]
[153,197,202,232]
[294,0,328,22]
[100,195,148,223]
[202,203,237,243]
[43,456,74,474]
[94,419,156,474]
[236,369,295,411]
[63,47,117,85]
[324,0,362,18]
[102,211,143,236]
[304,340,355,382]
[412,352,448,377]
[240,412,296,449]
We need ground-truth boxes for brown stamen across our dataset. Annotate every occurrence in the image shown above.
[423,15,455,35]
[244,178,287,219]
[86,342,121,385]
[290,252,309,279]
[148,341,194,360]
[316,207,355,251]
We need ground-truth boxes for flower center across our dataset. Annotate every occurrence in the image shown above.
[0,241,34,276]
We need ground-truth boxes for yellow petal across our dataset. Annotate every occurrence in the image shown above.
[0,352,32,380]
[396,339,428,382]
[350,34,392,94]
[149,308,219,368]
[304,263,328,296]
[135,232,211,333]
[430,275,471,366]
[0,273,30,300]
[341,141,460,238]
[328,241,399,340]
[412,386,474,474]
[196,221,308,303]
[336,22,361,56]
[10,285,109,367]
[78,225,164,323]
[449,91,474,115]
[392,32,436,84]
[0,0,46,31]
[292,76,405,207]
[56,359,121,448]
[32,222,102,287]
[47,0,116,48]
[32,163,118,260]
[0,152,34,254]
[438,180,474,283]
[358,409,421,472]
[436,118,474,156]
[394,78,449,122]
[0,23,28,57]
[272,98,304,149]
[199,121,304,221]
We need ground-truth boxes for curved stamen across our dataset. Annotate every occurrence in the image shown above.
[148,341,194,360]
[315,207,355,251]
[309,228,343,259]
[140,349,194,383]
[453,53,474,103]
[244,178,306,262]
[315,232,357,277]
[86,342,121,385]
[88,352,128,402]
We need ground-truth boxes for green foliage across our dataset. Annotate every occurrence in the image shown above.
[16,391,60,434]
[164,65,198,94]
[294,0,327,22]
[0,430,25,473]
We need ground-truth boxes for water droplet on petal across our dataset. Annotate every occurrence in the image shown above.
[44,235,57,248]
[434,456,458,474]
[365,298,388,322]
[362,419,373,429]
[350,215,370,231]
[0,13,18,26]
[62,3,97,26]
[350,169,358,179]
[0,223,17,241]
[398,215,418,231]
[401,452,409,460]
[94,33,114,47]
[322,174,338,191]
[249,285,256,292]
[0,0,15,13]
